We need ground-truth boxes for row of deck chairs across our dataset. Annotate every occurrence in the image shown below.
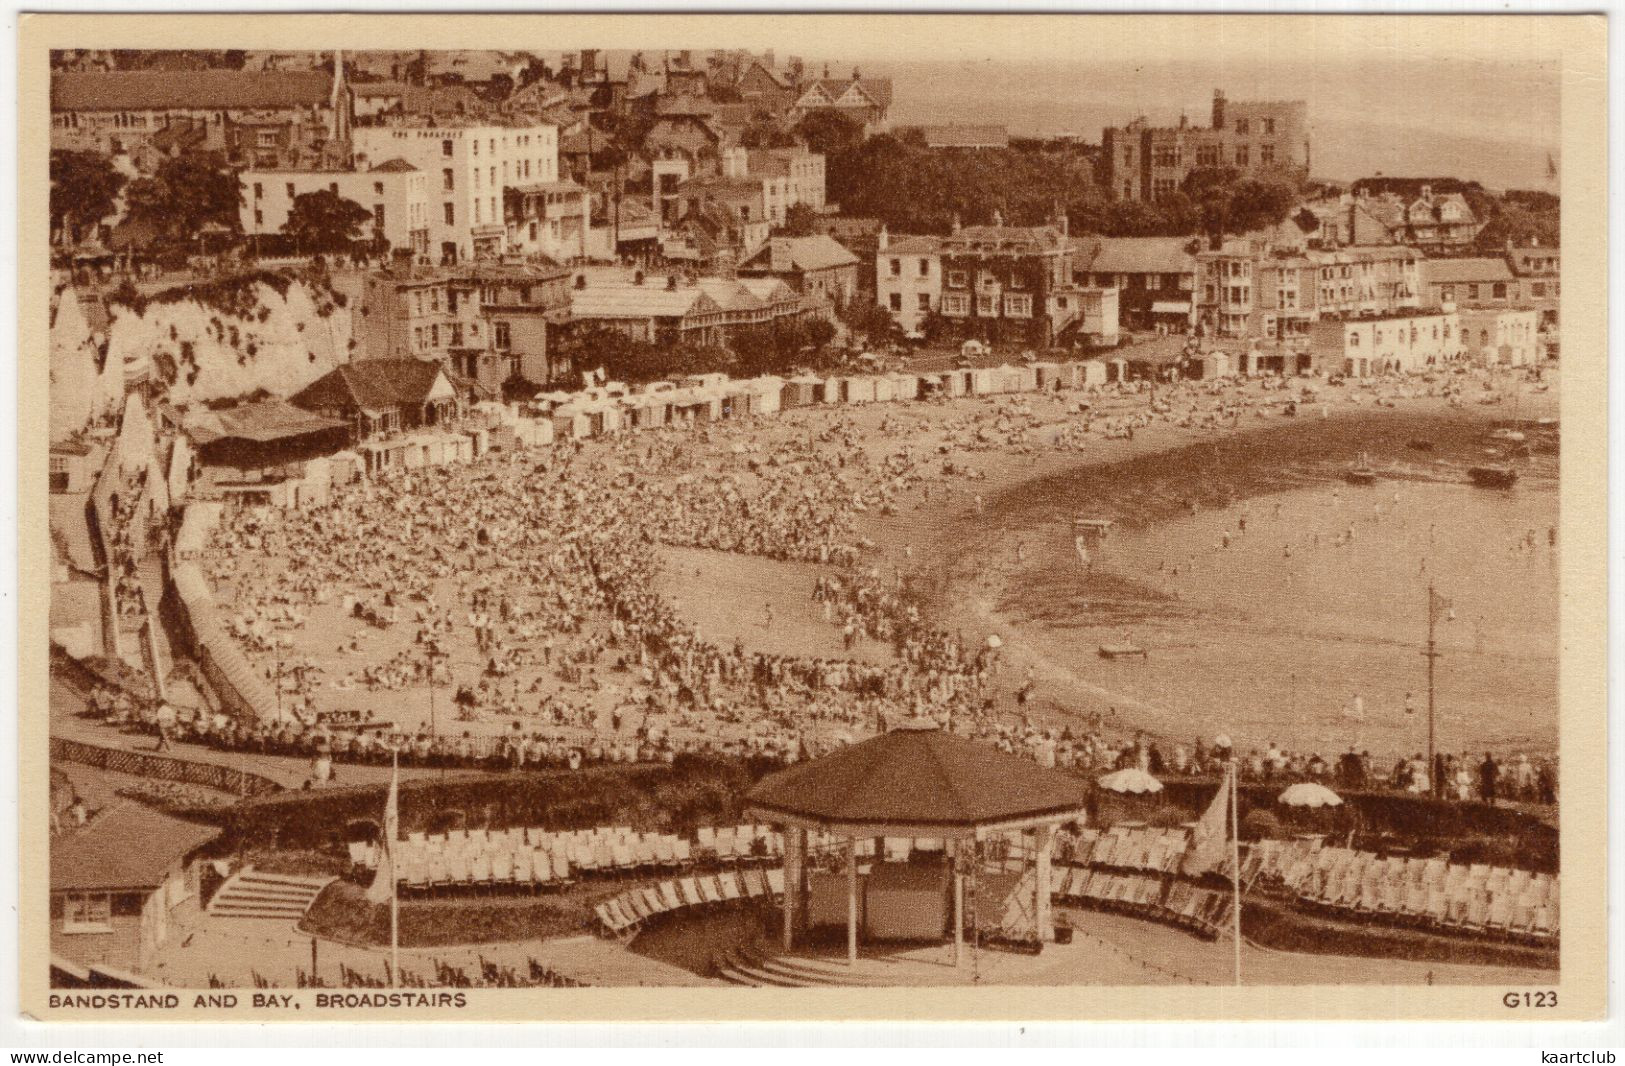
[1253,843,1560,945]
[1050,866,1230,939]
[595,868,787,940]
[1064,827,1192,875]
[695,825,786,863]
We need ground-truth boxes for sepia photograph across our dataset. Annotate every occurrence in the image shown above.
[16,11,1610,1025]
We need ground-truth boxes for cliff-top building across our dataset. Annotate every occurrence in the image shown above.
[1103,89,1309,202]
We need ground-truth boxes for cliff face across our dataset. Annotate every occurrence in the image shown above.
[99,274,355,406]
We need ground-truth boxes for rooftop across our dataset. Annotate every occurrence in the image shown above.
[1421,257,1516,284]
[51,803,220,894]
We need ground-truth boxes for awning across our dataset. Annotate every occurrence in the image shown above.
[1151,301,1191,314]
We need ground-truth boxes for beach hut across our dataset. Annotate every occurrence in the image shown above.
[1197,351,1233,380]
[969,367,997,396]
[940,369,971,397]
[872,375,897,404]
[781,376,820,409]
[745,376,784,416]
[327,449,364,485]
[1032,361,1064,392]
[1079,360,1108,387]
[887,372,922,402]
[1104,358,1128,384]
[844,375,878,405]
[551,404,592,440]
[1010,364,1039,393]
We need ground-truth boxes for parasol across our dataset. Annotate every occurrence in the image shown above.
[1097,768,1163,795]
[1278,782,1344,809]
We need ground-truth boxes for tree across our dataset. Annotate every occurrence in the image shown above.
[778,203,820,237]
[1181,167,1296,248]
[837,300,897,345]
[793,110,865,157]
[50,150,126,247]
[123,150,241,252]
[282,189,375,254]
[739,113,797,150]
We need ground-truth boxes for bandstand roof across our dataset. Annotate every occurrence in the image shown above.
[744,724,1089,837]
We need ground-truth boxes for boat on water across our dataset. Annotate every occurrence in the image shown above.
[1468,465,1519,488]
[1345,452,1378,485]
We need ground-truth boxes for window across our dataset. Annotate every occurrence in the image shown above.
[1234,145,1249,166]
[1531,282,1546,297]
[61,893,112,934]
[942,293,970,316]
[946,270,967,289]
[978,272,998,292]
[494,322,512,350]
[1492,282,1507,299]
[49,456,69,493]
[1467,284,1479,301]
[1152,178,1178,199]
[1264,118,1276,134]
[253,209,263,226]
[286,183,296,199]
[918,258,930,277]
[1124,182,1134,198]
[1196,145,1220,167]
[1235,119,1249,134]
[1003,293,1033,318]
[442,138,454,157]
[1259,144,1275,165]
[374,181,384,195]
[450,323,463,347]
[889,293,902,311]
[1153,147,1180,167]
[1145,274,1162,291]
[1348,332,1360,347]
[256,129,278,148]
[430,324,440,347]
[1441,286,1455,303]
[917,293,930,311]
[444,203,455,225]
[443,169,454,191]
[447,290,459,313]
[374,204,385,231]
[976,293,998,316]
[474,200,481,224]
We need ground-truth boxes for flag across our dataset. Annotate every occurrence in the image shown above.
[365,760,399,904]
[1430,589,1452,623]
[1181,768,1231,877]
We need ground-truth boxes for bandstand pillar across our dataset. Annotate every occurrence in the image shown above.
[846,836,858,965]
[1035,823,1057,944]
[951,839,965,967]
[782,824,804,951]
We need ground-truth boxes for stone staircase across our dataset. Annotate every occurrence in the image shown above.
[207,868,336,921]
[713,944,968,988]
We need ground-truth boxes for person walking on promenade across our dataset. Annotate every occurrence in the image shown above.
[1479,752,1500,806]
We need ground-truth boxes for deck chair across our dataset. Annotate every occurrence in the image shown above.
[677,877,705,908]
[1064,868,1089,900]
[740,870,767,899]
[1402,883,1429,921]
[766,868,786,898]
[1423,888,1449,928]
[638,886,666,918]
[1462,894,1490,934]
[491,850,515,886]
[470,851,493,892]
[607,898,639,936]
[1531,906,1556,942]
[716,870,743,903]
[713,829,737,862]
[1423,858,1449,886]
[1485,897,1513,937]
[698,875,724,905]
[511,848,534,888]
[622,890,651,922]
[604,842,630,873]
[651,880,678,912]
[447,851,472,890]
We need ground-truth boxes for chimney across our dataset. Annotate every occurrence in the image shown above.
[1211,88,1226,130]
[634,270,645,285]
[951,213,961,235]
[877,223,889,251]
[574,274,587,289]
[1420,184,1433,202]
[667,274,677,290]
[992,208,1004,227]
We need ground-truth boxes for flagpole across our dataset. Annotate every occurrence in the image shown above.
[390,749,400,988]
[1229,759,1242,986]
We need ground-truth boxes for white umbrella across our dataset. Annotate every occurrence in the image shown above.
[1098,768,1163,795]
[985,634,1004,649]
[1278,782,1344,809]
[1213,733,1233,749]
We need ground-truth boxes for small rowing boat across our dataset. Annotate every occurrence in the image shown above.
[1468,465,1518,488]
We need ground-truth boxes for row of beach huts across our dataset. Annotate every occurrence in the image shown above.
[528,359,1136,442]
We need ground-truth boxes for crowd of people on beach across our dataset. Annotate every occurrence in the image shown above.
[71,360,1556,806]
